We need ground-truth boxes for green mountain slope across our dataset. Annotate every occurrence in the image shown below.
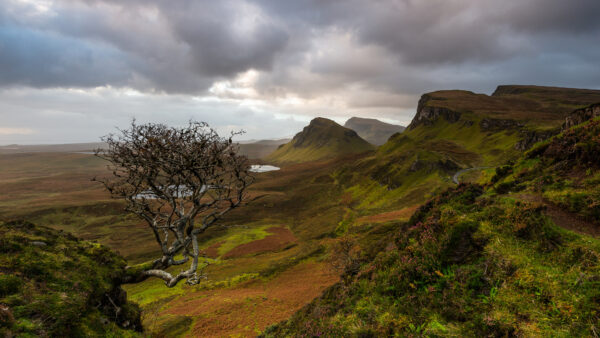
[336,85,600,213]
[263,114,600,337]
[267,118,374,164]
[344,117,405,145]
[0,221,141,337]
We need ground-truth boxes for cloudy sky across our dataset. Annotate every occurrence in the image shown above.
[1,0,599,144]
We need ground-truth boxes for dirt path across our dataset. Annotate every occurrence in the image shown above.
[452,167,492,184]
[518,194,600,237]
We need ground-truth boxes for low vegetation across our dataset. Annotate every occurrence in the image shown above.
[265,183,600,336]
[0,220,141,337]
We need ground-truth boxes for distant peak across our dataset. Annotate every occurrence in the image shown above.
[346,117,378,123]
[266,117,373,163]
[309,117,338,126]
[344,116,405,145]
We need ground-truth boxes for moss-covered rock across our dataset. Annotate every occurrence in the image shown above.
[0,220,142,337]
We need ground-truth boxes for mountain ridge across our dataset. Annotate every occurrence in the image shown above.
[344,117,405,145]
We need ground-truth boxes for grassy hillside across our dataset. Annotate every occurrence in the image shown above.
[263,116,600,337]
[267,118,374,163]
[344,117,405,145]
[0,220,141,337]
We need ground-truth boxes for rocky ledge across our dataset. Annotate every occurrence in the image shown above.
[408,94,461,129]
[563,103,600,130]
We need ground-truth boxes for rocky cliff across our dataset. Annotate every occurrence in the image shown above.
[563,103,600,130]
[407,94,461,130]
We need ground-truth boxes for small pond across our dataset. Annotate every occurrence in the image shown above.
[249,165,280,173]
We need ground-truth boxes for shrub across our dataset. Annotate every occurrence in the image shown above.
[0,275,21,297]
[491,165,513,183]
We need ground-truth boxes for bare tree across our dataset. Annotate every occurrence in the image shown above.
[94,121,253,287]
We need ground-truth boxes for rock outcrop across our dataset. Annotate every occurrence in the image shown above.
[514,103,600,151]
[479,118,522,131]
[563,103,600,130]
[515,129,559,151]
[407,94,461,129]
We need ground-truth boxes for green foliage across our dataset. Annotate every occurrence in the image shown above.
[509,118,600,223]
[0,275,21,297]
[491,165,512,183]
[210,225,273,257]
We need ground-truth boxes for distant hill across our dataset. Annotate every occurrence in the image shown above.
[266,118,374,163]
[0,142,105,154]
[237,139,290,159]
[344,117,405,145]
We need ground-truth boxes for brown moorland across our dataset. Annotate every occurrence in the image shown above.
[164,262,337,337]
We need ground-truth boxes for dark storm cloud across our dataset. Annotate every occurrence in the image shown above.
[1,0,600,144]
[0,0,289,93]
[501,0,600,34]
[2,0,600,93]
[256,0,600,65]
[0,15,131,88]
[162,1,288,77]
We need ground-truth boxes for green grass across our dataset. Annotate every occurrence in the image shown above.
[331,115,519,214]
[199,224,276,257]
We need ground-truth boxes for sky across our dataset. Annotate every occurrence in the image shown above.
[1,0,600,144]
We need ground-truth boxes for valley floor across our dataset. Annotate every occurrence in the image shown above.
[0,152,361,336]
